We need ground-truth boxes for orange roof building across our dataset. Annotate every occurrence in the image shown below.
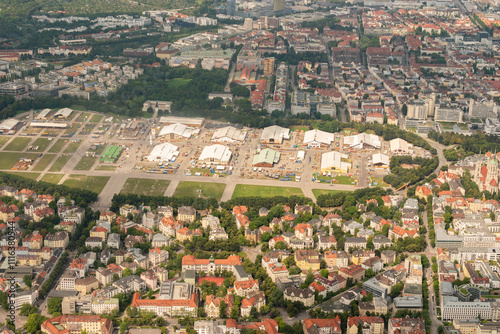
[182,254,242,274]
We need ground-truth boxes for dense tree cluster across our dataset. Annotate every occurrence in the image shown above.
[316,187,389,208]
[383,156,439,189]
[0,172,97,206]
[428,131,500,154]
[110,193,218,212]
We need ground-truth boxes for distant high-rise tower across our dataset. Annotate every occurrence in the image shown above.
[274,0,285,11]
[227,0,236,16]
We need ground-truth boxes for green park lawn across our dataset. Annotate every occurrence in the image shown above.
[49,155,71,172]
[63,175,110,194]
[232,184,303,199]
[32,154,56,171]
[0,136,11,148]
[120,178,171,196]
[74,157,97,171]
[90,114,103,122]
[40,173,64,184]
[95,165,117,171]
[4,137,32,151]
[312,189,350,198]
[64,141,82,153]
[174,181,226,200]
[48,139,67,153]
[0,153,39,169]
[31,138,52,151]
[167,78,191,88]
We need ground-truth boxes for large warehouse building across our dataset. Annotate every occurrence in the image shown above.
[158,123,200,139]
[252,149,281,167]
[321,151,351,173]
[211,126,246,143]
[343,133,381,149]
[147,142,179,163]
[303,129,335,148]
[198,144,232,165]
[260,125,290,144]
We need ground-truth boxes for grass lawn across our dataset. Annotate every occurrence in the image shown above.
[174,181,226,200]
[74,157,97,171]
[49,155,71,172]
[0,153,39,169]
[70,105,87,111]
[32,154,56,171]
[232,184,303,199]
[90,114,103,122]
[0,136,11,148]
[312,189,351,198]
[31,138,52,151]
[63,175,110,194]
[167,78,191,88]
[120,178,171,196]
[64,123,81,135]
[4,137,32,151]
[95,165,117,171]
[370,176,389,187]
[40,173,64,184]
[48,139,67,153]
[64,141,82,153]
[76,113,90,122]
[5,172,40,180]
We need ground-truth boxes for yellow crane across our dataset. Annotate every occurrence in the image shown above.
[396,182,410,198]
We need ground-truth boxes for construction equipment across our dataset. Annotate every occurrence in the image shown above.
[396,182,409,198]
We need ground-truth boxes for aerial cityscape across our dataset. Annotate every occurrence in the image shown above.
[0,0,498,333]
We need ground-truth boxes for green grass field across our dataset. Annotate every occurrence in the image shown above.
[4,137,32,151]
[5,172,40,180]
[90,114,103,122]
[76,112,90,122]
[120,178,171,196]
[32,154,56,171]
[312,189,351,198]
[174,181,226,200]
[232,184,304,199]
[0,136,11,149]
[0,153,39,169]
[74,157,97,171]
[167,78,191,88]
[49,155,71,172]
[95,165,117,171]
[31,138,52,151]
[63,175,110,194]
[64,141,82,153]
[40,173,64,184]
[289,125,311,131]
[48,139,67,153]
